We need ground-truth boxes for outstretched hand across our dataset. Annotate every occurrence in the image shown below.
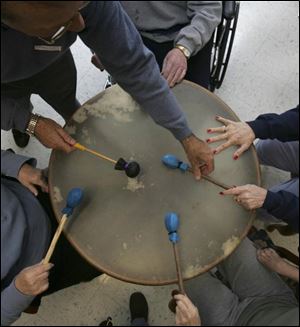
[206,116,255,159]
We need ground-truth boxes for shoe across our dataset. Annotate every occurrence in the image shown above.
[99,316,113,326]
[130,292,148,323]
[12,129,30,148]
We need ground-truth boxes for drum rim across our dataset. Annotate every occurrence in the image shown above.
[48,80,261,285]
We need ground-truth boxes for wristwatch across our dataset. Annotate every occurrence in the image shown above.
[175,44,191,59]
[26,113,40,136]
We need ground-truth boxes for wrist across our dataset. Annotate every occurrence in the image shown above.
[175,44,191,59]
[26,113,41,136]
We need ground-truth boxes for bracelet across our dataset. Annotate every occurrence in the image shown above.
[26,113,40,136]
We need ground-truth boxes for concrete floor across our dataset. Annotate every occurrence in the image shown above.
[4,1,298,326]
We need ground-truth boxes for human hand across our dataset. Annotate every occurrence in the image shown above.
[15,261,54,296]
[221,185,267,210]
[34,117,76,153]
[17,163,48,196]
[181,134,214,180]
[174,294,201,326]
[162,48,187,87]
[206,116,255,159]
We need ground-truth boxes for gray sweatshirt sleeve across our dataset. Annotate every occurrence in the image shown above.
[1,150,37,178]
[1,96,32,132]
[1,281,34,326]
[175,1,222,55]
[79,1,192,141]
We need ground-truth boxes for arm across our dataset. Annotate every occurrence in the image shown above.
[79,2,214,179]
[247,106,299,142]
[1,262,53,326]
[1,149,37,178]
[222,186,299,233]
[175,1,222,56]
[1,150,48,195]
[263,190,299,233]
[1,282,34,326]
[79,1,192,141]
[206,106,299,158]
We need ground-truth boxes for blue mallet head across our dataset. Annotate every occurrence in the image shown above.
[162,154,189,172]
[164,212,180,243]
[62,188,83,217]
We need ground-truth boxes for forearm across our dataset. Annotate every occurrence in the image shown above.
[1,150,37,178]
[263,190,299,232]
[1,281,34,326]
[247,106,299,142]
[175,1,222,55]
[80,1,192,141]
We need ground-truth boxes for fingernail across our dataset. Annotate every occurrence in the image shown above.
[196,176,201,181]
[216,115,220,119]
[219,192,224,195]
[207,129,212,133]
[206,138,210,143]
[213,150,217,155]
[234,155,238,160]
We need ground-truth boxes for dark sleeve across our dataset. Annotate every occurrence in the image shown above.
[262,190,299,232]
[1,150,37,178]
[78,1,192,141]
[246,106,299,142]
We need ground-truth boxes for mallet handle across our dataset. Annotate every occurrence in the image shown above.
[43,214,68,264]
[173,244,185,294]
[187,167,230,190]
[74,143,117,164]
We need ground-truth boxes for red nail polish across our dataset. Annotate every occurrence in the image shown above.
[207,129,212,133]
[219,192,224,195]
[216,116,220,119]
[206,139,210,143]
[234,155,238,160]
[213,150,217,155]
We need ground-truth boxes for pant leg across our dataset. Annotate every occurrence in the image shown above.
[34,50,81,121]
[256,139,299,175]
[141,37,173,70]
[185,38,213,89]
[184,272,242,326]
[217,238,297,301]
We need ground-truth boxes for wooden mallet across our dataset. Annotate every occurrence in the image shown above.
[74,142,140,178]
[162,154,231,190]
[164,212,185,313]
[43,188,83,264]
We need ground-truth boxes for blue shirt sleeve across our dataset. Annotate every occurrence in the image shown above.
[78,1,192,141]
[247,106,299,142]
[263,190,299,232]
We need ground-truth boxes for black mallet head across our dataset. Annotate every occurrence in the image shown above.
[114,158,140,178]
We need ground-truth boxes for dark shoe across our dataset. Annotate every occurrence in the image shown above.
[12,129,30,148]
[130,292,148,323]
[99,316,113,326]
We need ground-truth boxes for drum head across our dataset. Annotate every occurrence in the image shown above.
[49,81,261,285]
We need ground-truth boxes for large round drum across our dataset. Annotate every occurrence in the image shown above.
[49,81,261,285]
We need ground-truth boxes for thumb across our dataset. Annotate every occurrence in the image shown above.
[192,162,201,181]
[36,178,49,193]
[57,128,76,146]
[233,144,249,160]
[26,183,38,196]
